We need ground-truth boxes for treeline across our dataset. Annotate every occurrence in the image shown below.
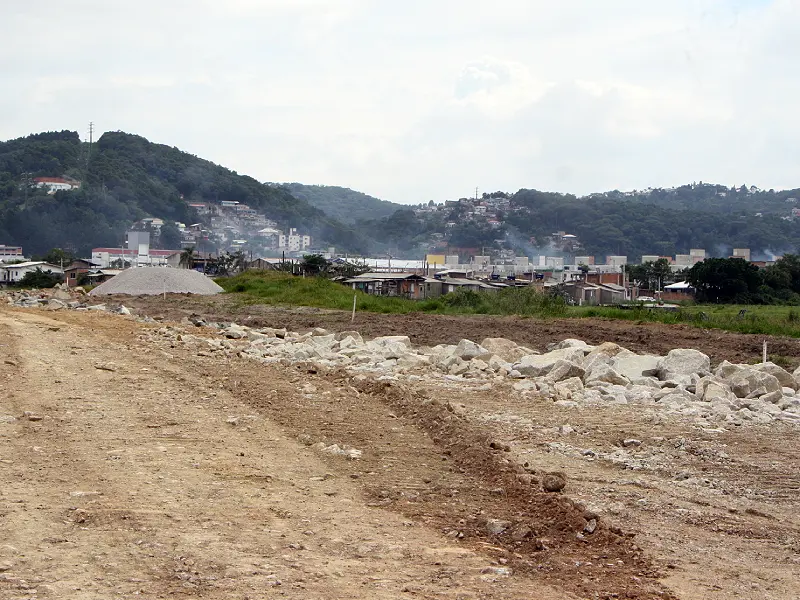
[688,255,800,304]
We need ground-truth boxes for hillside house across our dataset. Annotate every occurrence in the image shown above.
[0,261,64,284]
[34,177,81,193]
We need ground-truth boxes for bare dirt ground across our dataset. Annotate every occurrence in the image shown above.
[1,302,798,599]
[117,294,800,368]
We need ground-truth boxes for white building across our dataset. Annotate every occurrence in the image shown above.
[278,228,312,253]
[34,177,80,194]
[91,247,181,268]
[0,261,64,284]
[0,245,25,262]
[606,255,628,267]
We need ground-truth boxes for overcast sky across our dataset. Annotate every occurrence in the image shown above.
[1,0,797,203]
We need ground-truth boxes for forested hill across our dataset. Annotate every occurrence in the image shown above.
[279,183,402,224]
[0,130,373,256]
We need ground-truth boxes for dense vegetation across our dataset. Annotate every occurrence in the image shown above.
[687,255,800,304]
[0,131,372,256]
[279,183,402,224]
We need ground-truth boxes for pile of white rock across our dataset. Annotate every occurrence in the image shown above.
[162,320,800,426]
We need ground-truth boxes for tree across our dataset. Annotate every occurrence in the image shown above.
[301,254,330,276]
[179,247,196,269]
[687,258,763,303]
[17,267,61,288]
[41,248,75,267]
[158,222,182,249]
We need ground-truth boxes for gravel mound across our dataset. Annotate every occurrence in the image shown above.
[89,268,224,296]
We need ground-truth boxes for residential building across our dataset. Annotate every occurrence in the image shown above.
[0,245,24,262]
[344,273,428,299]
[63,259,100,288]
[606,255,628,267]
[0,261,64,284]
[33,177,81,193]
[278,228,312,253]
[575,256,595,266]
[689,249,706,264]
[732,248,751,261]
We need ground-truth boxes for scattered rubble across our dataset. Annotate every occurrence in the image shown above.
[5,285,800,427]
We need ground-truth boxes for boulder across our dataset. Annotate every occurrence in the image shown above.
[752,362,798,391]
[624,385,658,404]
[760,390,784,405]
[548,339,591,351]
[512,347,585,378]
[487,355,512,373]
[657,349,711,380]
[545,359,586,383]
[738,370,782,396]
[335,330,364,344]
[554,377,584,399]
[612,354,661,380]
[371,335,412,348]
[697,378,734,403]
[584,364,630,387]
[453,339,491,361]
[480,338,534,363]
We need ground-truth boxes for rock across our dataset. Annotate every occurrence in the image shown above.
[335,330,363,344]
[86,304,107,311]
[46,299,66,311]
[371,335,411,348]
[548,339,591,351]
[657,349,711,380]
[542,472,567,492]
[752,362,798,391]
[480,337,532,363]
[513,348,585,378]
[453,339,491,361]
[760,390,784,404]
[621,438,642,447]
[584,518,597,534]
[117,305,132,316]
[612,354,661,380]
[487,355,512,373]
[310,327,331,336]
[554,377,584,399]
[545,359,586,383]
[584,365,630,387]
[485,519,512,535]
[739,370,782,396]
[94,362,118,372]
[52,288,72,300]
[511,524,533,541]
[699,380,734,403]
[624,385,657,404]
[0,561,12,572]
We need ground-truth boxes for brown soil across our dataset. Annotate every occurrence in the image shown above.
[1,301,798,599]
[119,294,800,367]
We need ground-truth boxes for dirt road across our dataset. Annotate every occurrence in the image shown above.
[0,307,568,599]
[1,304,798,599]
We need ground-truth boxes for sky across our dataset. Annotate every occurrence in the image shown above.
[1,0,797,204]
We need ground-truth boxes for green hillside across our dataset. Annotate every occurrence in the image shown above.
[279,183,403,224]
[0,131,372,256]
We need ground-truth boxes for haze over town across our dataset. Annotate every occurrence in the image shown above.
[2,0,798,203]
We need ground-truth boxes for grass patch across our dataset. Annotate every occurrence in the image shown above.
[217,272,800,337]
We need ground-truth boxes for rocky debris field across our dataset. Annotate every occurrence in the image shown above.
[148,315,800,429]
[2,290,799,599]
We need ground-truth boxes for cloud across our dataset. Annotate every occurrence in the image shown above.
[0,0,798,203]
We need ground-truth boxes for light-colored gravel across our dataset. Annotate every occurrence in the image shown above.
[88,267,224,296]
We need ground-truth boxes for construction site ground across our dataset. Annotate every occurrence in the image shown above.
[1,299,798,599]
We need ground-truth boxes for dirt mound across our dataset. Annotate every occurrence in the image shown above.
[88,267,223,296]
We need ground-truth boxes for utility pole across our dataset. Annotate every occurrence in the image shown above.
[87,121,94,167]
[475,186,479,200]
